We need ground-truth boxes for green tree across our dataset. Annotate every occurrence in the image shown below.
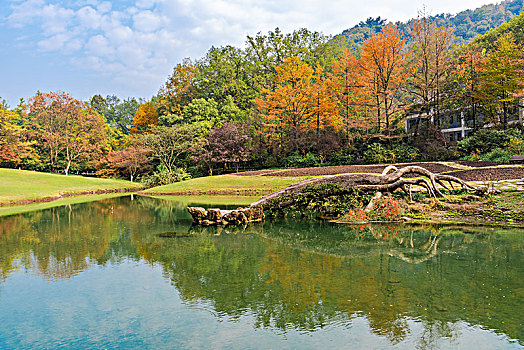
[246,28,332,91]
[196,45,256,113]
[476,33,524,129]
[89,95,140,134]
[139,124,205,173]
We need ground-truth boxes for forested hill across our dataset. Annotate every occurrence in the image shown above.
[341,0,523,45]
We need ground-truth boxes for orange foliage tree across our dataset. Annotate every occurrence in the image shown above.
[28,91,108,174]
[358,25,407,135]
[157,58,198,118]
[310,65,341,137]
[256,57,340,154]
[256,56,316,153]
[332,49,370,144]
[130,101,158,134]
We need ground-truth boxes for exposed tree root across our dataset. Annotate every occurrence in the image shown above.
[250,165,475,208]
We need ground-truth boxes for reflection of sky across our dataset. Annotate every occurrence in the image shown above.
[0,259,520,349]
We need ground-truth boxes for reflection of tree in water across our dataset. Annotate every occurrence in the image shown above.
[0,198,522,347]
[0,196,177,280]
[134,221,524,346]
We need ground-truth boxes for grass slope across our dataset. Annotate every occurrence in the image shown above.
[142,174,309,196]
[0,168,143,205]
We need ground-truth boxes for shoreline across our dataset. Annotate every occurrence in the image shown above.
[0,188,139,208]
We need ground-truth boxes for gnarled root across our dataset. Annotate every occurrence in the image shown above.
[250,165,475,208]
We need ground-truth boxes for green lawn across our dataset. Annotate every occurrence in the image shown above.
[0,168,143,205]
[142,174,308,196]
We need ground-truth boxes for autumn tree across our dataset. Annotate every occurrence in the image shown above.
[256,57,316,154]
[406,16,455,126]
[130,101,158,134]
[310,65,340,137]
[0,100,33,164]
[157,59,198,119]
[98,144,151,181]
[359,25,407,135]
[332,49,370,144]
[28,91,108,174]
[193,122,252,175]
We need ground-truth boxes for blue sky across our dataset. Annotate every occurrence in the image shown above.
[1,0,498,106]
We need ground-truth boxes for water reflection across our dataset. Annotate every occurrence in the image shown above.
[0,195,522,348]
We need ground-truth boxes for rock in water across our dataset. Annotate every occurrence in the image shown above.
[187,207,265,226]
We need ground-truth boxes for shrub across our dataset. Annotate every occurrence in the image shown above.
[367,198,404,222]
[141,165,191,187]
[363,143,420,163]
[343,207,368,222]
[457,129,510,155]
[363,143,393,164]
[391,144,421,162]
[284,152,320,168]
[479,148,513,162]
[264,183,372,218]
[326,148,355,165]
[507,138,524,155]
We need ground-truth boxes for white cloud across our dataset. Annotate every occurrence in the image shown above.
[5,0,498,99]
[38,32,71,51]
[132,10,163,32]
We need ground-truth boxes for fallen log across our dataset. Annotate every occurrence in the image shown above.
[250,165,476,210]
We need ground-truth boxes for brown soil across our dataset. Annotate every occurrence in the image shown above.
[236,162,457,177]
[445,167,524,181]
[236,162,524,181]
[454,160,503,168]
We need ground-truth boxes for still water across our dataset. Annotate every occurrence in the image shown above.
[0,195,522,349]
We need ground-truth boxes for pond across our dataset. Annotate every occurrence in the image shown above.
[0,195,522,349]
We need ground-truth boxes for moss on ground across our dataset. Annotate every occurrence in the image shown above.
[141,174,309,196]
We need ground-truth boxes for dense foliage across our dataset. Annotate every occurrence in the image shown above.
[341,0,523,45]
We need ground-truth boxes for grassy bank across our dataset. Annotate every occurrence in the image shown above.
[146,195,259,207]
[406,191,524,227]
[332,191,524,227]
[141,174,309,196]
[0,168,143,205]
